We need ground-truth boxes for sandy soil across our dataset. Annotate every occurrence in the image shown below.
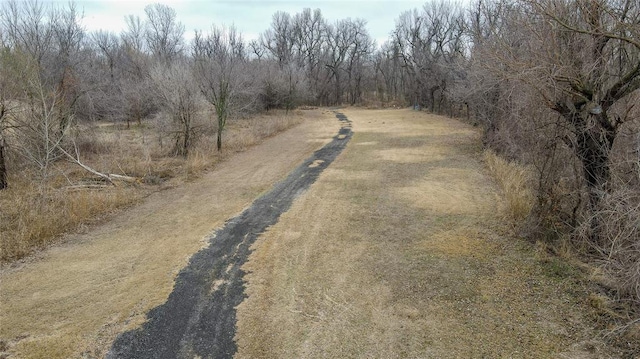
[235,108,616,358]
[0,109,339,358]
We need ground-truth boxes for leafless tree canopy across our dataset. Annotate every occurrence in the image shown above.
[193,25,254,150]
[144,3,184,63]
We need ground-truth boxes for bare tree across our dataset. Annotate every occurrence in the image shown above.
[292,8,328,103]
[0,126,6,189]
[92,30,120,80]
[393,1,467,112]
[50,2,84,71]
[150,61,200,157]
[480,0,640,230]
[262,11,295,68]
[121,14,150,78]
[0,48,22,189]
[461,0,514,137]
[536,0,638,210]
[258,61,309,111]
[460,0,640,322]
[257,9,375,106]
[120,15,155,126]
[14,66,71,181]
[257,8,329,106]
[122,14,146,54]
[144,3,184,64]
[373,40,406,103]
[0,0,86,183]
[193,25,254,151]
[344,19,374,105]
[248,39,265,60]
[322,19,373,105]
[0,0,54,70]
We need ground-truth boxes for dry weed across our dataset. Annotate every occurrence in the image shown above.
[0,176,139,261]
[484,149,536,222]
[184,147,214,179]
[226,111,304,152]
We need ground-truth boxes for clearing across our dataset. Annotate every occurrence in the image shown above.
[0,108,620,358]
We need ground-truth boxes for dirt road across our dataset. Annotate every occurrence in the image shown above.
[1,109,615,358]
[0,110,339,358]
[107,113,352,358]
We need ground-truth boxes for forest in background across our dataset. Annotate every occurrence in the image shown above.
[0,0,638,344]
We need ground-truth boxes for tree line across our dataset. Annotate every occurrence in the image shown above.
[1,0,639,327]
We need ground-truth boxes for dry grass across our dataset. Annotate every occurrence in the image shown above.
[483,142,639,353]
[1,108,624,358]
[225,110,304,152]
[0,110,303,263]
[0,109,335,358]
[236,108,620,358]
[484,149,536,222]
[0,176,140,262]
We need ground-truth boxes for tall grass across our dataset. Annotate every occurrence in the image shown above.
[0,179,139,261]
[0,111,303,263]
[226,111,304,152]
[483,149,535,222]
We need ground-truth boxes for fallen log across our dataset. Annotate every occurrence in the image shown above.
[58,145,140,186]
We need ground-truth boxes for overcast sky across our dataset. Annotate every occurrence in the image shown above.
[71,0,440,47]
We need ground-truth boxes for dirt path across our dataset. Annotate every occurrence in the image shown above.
[1,108,617,358]
[107,113,352,358]
[235,108,615,358]
[0,110,339,358]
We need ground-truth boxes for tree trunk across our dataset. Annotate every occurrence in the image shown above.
[571,113,615,210]
[578,134,612,211]
[216,110,224,151]
[568,111,616,243]
[0,137,7,190]
[183,119,190,157]
[217,109,224,151]
[335,73,341,105]
[430,86,438,113]
[465,102,470,122]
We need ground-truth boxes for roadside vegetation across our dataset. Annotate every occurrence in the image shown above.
[0,0,638,352]
[483,150,536,224]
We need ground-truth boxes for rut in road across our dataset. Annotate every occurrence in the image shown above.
[107,112,352,359]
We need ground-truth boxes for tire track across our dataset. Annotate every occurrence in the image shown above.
[107,112,352,359]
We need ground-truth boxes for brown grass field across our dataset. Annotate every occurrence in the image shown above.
[235,108,621,358]
[0,109,335,358]
[0,108,625,358]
